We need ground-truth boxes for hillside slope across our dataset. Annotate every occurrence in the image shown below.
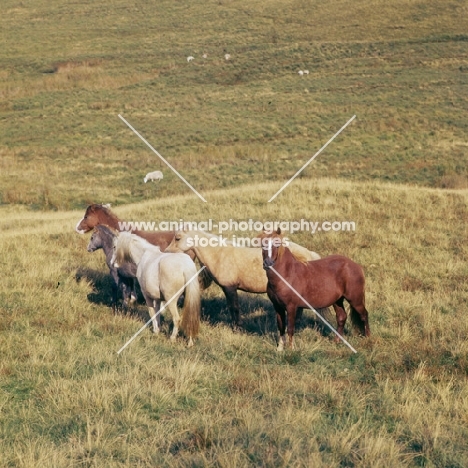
[1,178,468,466]
[0,0,467,209]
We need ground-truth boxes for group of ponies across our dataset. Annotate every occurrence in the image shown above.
[76,204,370,350]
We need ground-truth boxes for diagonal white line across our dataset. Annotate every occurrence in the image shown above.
[267,265,357,353]
[268,115,356,202]
[117,266,206,354]
[118,114,207,203]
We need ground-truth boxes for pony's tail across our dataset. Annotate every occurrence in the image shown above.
[198,265,213,290]
[350,307,365,335]
[180,268,201,340]
[350,302,370,336]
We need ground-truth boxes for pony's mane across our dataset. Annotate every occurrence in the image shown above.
[88,204,120,224]
[95,224,119,237]
[257,232,309,264]
[287,242,313,264]
[115,232,161,265]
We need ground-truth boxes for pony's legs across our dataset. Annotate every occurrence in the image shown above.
[286,304,298,349]
[332,297,348,343]
[167,299,181,343]
[111,282,119,314]
[148,299,161,334]
[120,281,133,309]
[221,285,240,329]
[129,278,137,304]
[295,307,304,324]
[277,334,287,352]
[110,270,120,313]
[272,302,287,351]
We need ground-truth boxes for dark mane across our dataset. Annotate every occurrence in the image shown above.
[95,223,119,237]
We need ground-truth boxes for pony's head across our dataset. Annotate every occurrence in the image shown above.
[87,225,119,252]
[75,203,116,234]
[259,228,285,270]
[87,228,103,252]
[165,229,202,253]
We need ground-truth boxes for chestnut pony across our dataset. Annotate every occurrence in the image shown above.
[261,229,370,351]
[76,204,175,251]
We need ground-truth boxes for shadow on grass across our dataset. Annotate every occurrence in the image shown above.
[75,267,336,339]
[75,267,148,323]
[201,291,335,338]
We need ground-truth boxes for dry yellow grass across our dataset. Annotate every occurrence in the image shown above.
[1,177,468,466]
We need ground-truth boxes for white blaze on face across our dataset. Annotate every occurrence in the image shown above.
[75,218,86,234]
[268,238,272,259]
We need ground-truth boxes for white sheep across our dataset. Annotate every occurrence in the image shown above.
[224,53,231,61]
[303,70,309,75]
[202,53,208,59]
[298,70,304,76]
[187,56,194,62]
[144,171,164,183]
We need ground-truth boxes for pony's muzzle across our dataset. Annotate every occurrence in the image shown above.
[263,258,275,270]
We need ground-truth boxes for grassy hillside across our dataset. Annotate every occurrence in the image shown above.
[1,178,468,466]
[1,0,467,209]
[1,0,468,465]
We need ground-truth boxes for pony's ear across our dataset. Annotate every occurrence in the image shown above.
[276,228,282,235]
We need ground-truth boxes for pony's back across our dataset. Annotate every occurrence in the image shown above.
[115,231,161,266]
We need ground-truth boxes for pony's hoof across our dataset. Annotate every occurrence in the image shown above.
[187,338,194,348]
[277,343,284,352]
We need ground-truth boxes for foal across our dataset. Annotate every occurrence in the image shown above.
[261,229,370,350]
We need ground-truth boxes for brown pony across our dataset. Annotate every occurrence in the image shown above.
[76,204,175,251]
[261,229,370,351]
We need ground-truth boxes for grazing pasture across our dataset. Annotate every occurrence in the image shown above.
[1,0,468,465]
[0,0,467,209]
[1,179,468,466]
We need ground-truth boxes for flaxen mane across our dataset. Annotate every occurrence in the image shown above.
[258,232,310,264]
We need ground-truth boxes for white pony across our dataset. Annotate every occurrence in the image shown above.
[144,170,163,183]
[112,232,201,346]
